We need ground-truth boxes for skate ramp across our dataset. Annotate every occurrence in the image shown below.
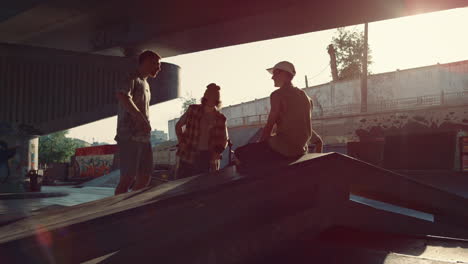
[78,170,121,188]
[1,153,468,263]
[220,126,262,167]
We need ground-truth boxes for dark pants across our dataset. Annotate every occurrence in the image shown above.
[235,141,290,170]
[177,151,211,179]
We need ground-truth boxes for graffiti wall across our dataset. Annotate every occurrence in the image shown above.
[73,145,118,179]
[312,105,468,143]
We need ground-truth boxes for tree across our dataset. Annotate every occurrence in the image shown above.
[39,130,88,164]
[330,27,372,80]
[180,95,197,115]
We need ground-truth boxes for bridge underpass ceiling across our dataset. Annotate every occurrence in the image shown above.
[0,0,466,56]
[0,43,181,135]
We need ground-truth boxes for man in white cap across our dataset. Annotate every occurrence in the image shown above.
[235,61,313,169]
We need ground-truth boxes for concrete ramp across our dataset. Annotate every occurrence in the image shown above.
[220,126,262,167]
[1,153,468,263]
[78,170,121,188]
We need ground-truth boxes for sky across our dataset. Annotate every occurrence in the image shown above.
[68,7,468,144]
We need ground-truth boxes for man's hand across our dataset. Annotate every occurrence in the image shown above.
[258,134,269,142]
[211,152,221,160]
[210,159,219,172]
[136,114,151,134]
[210,152,221,172]
[260,92,281,142]
[116,91,151,133]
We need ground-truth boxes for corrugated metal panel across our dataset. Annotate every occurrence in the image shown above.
[0,43,180,135]
[0,48,129,125]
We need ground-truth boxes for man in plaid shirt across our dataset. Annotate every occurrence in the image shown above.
[175,83,229,178]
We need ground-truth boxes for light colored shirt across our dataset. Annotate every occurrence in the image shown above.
[115,72,151,142]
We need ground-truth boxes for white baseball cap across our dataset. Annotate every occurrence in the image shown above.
[267,61,296,76]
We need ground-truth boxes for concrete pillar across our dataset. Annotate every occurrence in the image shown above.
[0,135,26,193]
[0,123,39,193]
[29,137,39,171]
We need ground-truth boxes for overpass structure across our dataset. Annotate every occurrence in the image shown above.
[1,0,466,192]
[2,1,468,262]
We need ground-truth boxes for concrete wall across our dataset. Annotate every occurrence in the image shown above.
[221,60,468,121]
[222,98,270,119]
[72,145,118,179]
[312,105,468,144]
[308,61,468,111]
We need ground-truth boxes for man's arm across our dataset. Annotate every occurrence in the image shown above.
[311,130,324,153]
[212,119,229,157]
[260,93,281,142]
[210,119,229,171]
[175,109,189,143]
[307,95,322,152]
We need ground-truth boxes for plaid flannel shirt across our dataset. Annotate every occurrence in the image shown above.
[177,105,228,167]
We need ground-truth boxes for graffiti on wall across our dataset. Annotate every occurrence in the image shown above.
[74,155,114,178]
[73,145,118,179]
[312,105,468,145]
[354,106,468,141]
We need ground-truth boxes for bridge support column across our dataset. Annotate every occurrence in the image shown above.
[0,123,38,193]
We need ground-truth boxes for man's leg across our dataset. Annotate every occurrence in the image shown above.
[115,140,137,195]
[176,160,195,179]
[133,142,153,191]
[175,151,210,179]
[193,151,211,175]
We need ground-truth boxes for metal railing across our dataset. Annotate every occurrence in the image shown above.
[227,91,468,127]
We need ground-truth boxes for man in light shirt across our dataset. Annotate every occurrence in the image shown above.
[114,50,161,195]
[235,61,314,170]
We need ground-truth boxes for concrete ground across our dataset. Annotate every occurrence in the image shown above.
[0,185,114,225]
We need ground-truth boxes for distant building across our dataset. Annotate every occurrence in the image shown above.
[168,118,179,141]
[151,129,168,146]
